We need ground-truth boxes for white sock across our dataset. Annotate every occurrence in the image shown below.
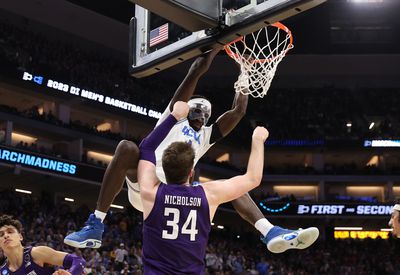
[255,218,274,237]
[94,210,107,223]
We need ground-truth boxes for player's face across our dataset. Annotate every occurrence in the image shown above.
[389,211,400,238]
[188,110,207,131]
[188,107,211,131]
[187,100,211,131]
[0,225,22,250]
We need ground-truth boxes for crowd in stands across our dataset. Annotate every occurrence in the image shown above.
[1,19,400,144]
[0,104,138,143]
[3,131,400,174]
[202,157,400,176]
[2,99,400,174]
[249,191,378,204]
[225,86,400,144]
[0,18,166,109]
[2,19,400,176]
[0,190,399,274]
[0,190,400,275]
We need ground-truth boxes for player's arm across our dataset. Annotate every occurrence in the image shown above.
[139,101,190,198]
[31,246,85,275]
[210,91,248,143]
[203,127,268,205]
[209,56,251,143]
[168,48,220,111]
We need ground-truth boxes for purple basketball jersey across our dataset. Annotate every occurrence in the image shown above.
[0,246,55,275]
[143,183,211,275]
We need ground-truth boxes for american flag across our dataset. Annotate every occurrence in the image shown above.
[149,23,169,47]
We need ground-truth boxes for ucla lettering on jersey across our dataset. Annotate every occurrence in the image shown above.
[181,125,201,145]
[153,108,215,183]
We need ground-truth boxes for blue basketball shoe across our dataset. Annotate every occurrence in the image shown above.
[261,226,319,253]
[64,214,104,248]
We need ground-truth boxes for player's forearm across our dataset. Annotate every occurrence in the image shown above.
[169,49,219,111]
[139,114,177,164]
[231,92,248,115]
[170,74,201,111]
[244,138,264,187]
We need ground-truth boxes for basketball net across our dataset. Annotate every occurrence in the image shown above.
[225,22,293,98]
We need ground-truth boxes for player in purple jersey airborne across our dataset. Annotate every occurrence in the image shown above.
[137,101,319,274]
[65,48,318,253]
[0,215,85,275]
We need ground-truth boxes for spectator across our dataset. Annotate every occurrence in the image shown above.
[256,257,270,275]
[114,243,129,271]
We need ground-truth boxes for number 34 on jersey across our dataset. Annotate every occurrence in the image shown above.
[162,207,199,241]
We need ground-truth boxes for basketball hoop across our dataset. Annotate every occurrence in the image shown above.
[224,22,293,98]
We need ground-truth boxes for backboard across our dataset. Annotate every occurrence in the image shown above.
[129,0,326,78]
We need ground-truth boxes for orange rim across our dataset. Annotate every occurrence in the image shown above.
[224,22,293,63]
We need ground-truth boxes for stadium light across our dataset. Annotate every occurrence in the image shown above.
[87,151,113,164]
[346,122,352,128]
[110,204,124,209]
[96,122,112,132]
[334,227,363,230]
[211,222,215,226]
[65,197,74,202]
[217,225,224,229]
[199,176,213,182]
[369,122,375,130]
[366,155,379,166]
[15,188,32,194]
[380,228,393,232]
[346,186,383,195]
[11,132,37,144]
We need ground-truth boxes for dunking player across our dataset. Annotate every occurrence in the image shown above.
[389,200,400,238]
[138,101,318,273]
[65,48,318,253]
[0,215,85,275]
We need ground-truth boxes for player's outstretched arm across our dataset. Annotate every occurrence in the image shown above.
[211,91,248,143]
[210,61,251,143]
[168,48,220,111]
[138,102,189,214]
[31,246,85,275]
[203,127,269,206]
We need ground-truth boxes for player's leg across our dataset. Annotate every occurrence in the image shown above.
[96,141,139,213]
[232,193,319,253]
[231,193,270,231]
[64,140,139,249]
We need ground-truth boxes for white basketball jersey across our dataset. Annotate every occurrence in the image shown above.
[154,105,214,182]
